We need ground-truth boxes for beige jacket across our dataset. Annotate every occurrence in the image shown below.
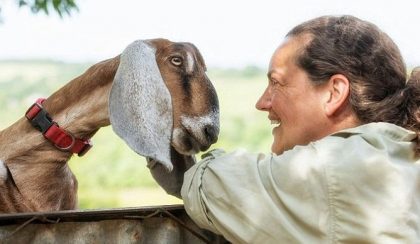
[181,122,420,243]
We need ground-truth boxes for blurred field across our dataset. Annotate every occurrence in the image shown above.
[0,61,272,209]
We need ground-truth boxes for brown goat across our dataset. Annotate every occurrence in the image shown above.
[0,39,219,213]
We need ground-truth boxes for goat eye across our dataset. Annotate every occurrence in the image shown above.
[170,57,183,66]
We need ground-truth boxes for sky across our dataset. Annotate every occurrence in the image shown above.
[0,0,419,69]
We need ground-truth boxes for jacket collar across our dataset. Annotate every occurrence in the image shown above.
[331,122,417,142]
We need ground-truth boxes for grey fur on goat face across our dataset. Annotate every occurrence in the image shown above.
[109,39,219,171]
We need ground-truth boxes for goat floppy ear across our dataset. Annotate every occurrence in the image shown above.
[109,40,174,171]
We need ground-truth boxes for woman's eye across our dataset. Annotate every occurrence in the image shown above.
[271,78,285,87]
[170,57,183,66]
[270,79,279,86]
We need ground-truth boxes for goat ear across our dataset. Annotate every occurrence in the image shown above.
[109,40,174,171]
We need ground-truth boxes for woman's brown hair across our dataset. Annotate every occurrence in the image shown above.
[287,15,420,155]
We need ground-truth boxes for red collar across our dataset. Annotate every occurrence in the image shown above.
[25,98,92,156]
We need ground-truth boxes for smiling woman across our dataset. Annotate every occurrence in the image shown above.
[255,35,345,154]
[178,15,420,243]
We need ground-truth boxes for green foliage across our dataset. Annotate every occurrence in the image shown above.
[0,0,78,21]
[0,60,272,209]
[18,0,78,17]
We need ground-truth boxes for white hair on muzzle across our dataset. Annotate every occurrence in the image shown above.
[0,159,7,182]
[180,110,219,144]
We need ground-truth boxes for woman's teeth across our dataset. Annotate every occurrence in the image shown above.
[271,120,281,125]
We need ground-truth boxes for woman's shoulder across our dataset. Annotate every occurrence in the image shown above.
[313,122,417,162]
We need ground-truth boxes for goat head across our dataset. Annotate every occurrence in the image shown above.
[109,39,220,183]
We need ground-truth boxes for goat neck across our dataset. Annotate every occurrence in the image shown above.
[46,56,121,139]
[0,56,120,212]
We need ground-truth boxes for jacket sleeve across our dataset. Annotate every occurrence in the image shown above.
[181,146,330,243]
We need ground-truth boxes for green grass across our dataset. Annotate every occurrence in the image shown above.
[0,61,272,209]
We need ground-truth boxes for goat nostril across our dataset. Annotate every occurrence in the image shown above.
[203,125,218,144]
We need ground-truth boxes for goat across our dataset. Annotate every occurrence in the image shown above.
[0,39,219,213]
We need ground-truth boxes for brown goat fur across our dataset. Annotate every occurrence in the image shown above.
[0,39,219,213]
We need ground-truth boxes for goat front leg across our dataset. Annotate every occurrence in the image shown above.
[147,147,195,198]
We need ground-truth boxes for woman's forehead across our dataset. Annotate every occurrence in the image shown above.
[268,38,302,73]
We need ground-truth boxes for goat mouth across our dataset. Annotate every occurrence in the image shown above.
[171,112,220,155]
[171,127,212,155]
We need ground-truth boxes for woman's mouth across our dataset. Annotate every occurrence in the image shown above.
[271,120,281,125]
[271,120,282,135]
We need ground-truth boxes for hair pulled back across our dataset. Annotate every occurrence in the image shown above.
[287,15,420,155]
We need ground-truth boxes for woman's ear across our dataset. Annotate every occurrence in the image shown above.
[324,74,350,117]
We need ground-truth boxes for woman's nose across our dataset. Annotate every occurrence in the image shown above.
[255,88,271,111]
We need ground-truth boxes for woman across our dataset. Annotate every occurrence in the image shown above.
[166,15,419,243]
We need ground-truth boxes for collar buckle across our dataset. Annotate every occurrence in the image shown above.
[25,98,93,157]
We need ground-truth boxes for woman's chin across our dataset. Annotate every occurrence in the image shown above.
[271,128,284,154]
[271,142,283,155]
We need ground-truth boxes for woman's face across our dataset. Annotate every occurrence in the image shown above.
[256,37,329,154]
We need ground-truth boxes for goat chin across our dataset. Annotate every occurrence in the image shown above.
[172,128,218,155]
[171,112,220,155]
[171,128,203,155]
[147,147,196,198]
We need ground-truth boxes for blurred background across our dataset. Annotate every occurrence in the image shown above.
[0,0,418,209]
